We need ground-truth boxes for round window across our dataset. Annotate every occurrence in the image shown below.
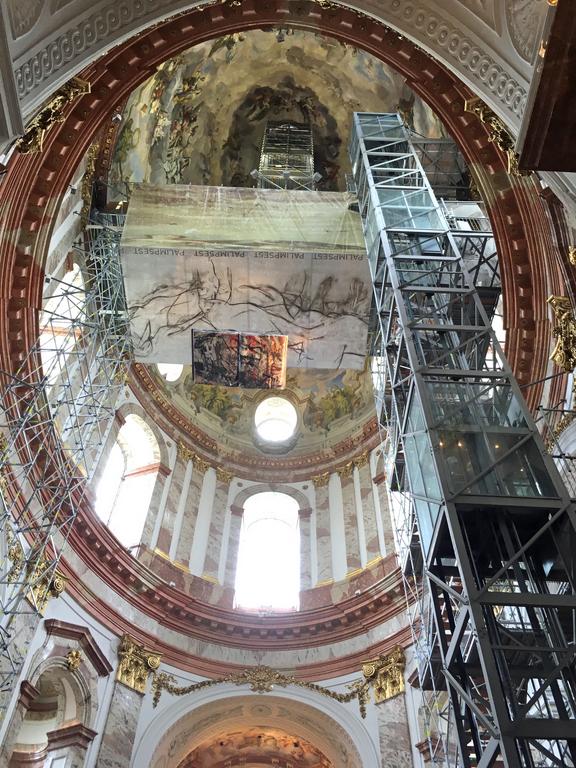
[156,363,183,382]
[254,397,298,443]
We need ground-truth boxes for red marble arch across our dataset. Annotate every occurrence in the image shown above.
[0,0,566,675]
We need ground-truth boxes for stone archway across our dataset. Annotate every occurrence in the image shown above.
[134,689,379,768]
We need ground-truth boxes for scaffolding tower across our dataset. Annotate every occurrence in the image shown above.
[351,113,576,767]
[0,212,131,719]
[257,121,316,190]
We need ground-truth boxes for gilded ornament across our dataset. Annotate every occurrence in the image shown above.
[116,634,161,694]
[80,142,100,227]
[195,457,211,475]
[464,97,528,177]
[362,646,406,703]
[6,526,24,584]
[15,77,91,154]
[547,296,576,372]
[177,442,195,463]
[152,663,374,717]
[568,246,576,267]
[215,466,233,483]
[26,555,66,613]
[312,472,330,488]
[66,649,83,671]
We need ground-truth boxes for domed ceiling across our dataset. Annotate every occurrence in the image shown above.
[110,28,445,191]
[110,28,447,466]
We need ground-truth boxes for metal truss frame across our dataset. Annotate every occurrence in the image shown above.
[351,113,576,768]
[0,211,131,716]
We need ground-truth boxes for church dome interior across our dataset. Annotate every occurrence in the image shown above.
[1,1,575,767]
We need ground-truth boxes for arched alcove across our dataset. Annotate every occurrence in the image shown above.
[134,689,379,768]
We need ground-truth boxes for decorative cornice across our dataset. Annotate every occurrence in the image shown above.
[60,522,405,651]
[15,77,91,154]
[11,0,528,127]
[18,680,40,709]
[44,618,113,676]
[46,723,98,751]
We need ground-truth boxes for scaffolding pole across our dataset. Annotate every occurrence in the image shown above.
[351,113,576,768]
[0,211,131,719]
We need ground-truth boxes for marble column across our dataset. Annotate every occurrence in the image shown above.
[154,445,189,555]
[299,507,313,589]
[376,694,413,768]
[358,461,381,563]
[224,505,243,587]
[352,465,368,569]
[96,635,160,768]
[140,462,171,551]
[188,466,217,576]
[371,451,394,556]
[328,472,348,581]
[376,479,396,556]
[340,470,361,572]
[313,480,332,584]
[202,470,231,581]
[170,454,196,563]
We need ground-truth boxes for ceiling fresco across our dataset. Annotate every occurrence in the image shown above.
[178,726,331,768]
[115,28,446,457]
[110,28,445,192]
[151,363,377,458]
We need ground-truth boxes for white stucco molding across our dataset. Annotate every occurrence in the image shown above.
[8,0,532,133]
[0,4,24,145]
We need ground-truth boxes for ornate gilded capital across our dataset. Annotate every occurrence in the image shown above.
[15,77,91,155]
[26,555,66,613]
[116,635,161,694]
[362,646,406,703]
[312,471,330,488]
[195,457,211,475]
[215,466,233,483]
[177,442,195,463]
[548,295,576,372]
[568,246,576,267]
[464,97,527,177]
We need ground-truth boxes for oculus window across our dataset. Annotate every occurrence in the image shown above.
[234,492,300,611]
[254,396,298,442]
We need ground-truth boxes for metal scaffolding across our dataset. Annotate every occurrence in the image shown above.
[256,121,316,190]
[0,212,131,716]
[351,113,576,768]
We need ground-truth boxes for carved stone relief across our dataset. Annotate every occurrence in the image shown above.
[7,0,43,39]
[505,0,547,62]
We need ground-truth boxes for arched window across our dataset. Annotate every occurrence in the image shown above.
[95,414,159,550]
[234,492,300,611]
[40,263,86,390]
